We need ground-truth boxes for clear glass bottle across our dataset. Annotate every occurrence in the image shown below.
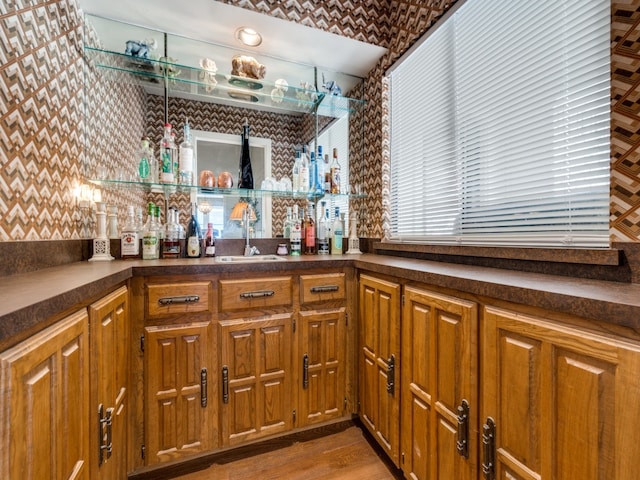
[160,123,176,184]
[330,148,341,194]
[317,201,330,255]
[304,202,316,255]
[331,206,343,255]
[300,145,309,193]
[290,204,302,256]
[283,206,293,238]
[121,205,141,259]
[138,138,151,181]
[204,223,216,257]
[292,150,302,192]
[142,203,160,260]
[323,153,331,193]
[179,119,194,185]
[155,205,164,256]
[185,202,202,258]
[316,145,325,194]
[162,207,181,258]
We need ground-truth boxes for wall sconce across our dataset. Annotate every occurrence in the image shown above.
[198,200,212,226]
[73,182,101,236]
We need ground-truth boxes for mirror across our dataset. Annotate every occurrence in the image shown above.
[190,129,272,238]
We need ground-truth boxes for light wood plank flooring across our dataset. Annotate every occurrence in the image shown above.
[172,426,400,480]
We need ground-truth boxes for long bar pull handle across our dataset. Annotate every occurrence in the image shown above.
[482,417,496,480]
[222,365,229,404]
[158,295,200,306]
[310,285,339,293]
[302,354,309,389]
[98,404,114,465]
[239,290,275,299]
[386,354,395,395]
[456,399,470,458]
[200,368,208,407]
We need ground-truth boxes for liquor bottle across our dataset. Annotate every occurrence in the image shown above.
[162,207,181,258]
[142,202,159,260]
[121,205,141,259]
[292,150,302,192]
[323,153,331,193]
[204,223,216,257]
[185,203,202,258]
[304,203,316,255]
[300,145,309,193]
[179,118,194,185]
[290,204,302,256]
[299,207,306,252]
[160,123,176,184]
[309,151,318,194]
[155,205,164,256]
[238,120,254,189]
[316,145,325,194]
[317,201,330,255]
[283,206,293,238]
[138,138,151,181]
[330,148,341,194]
[331,206,343,255]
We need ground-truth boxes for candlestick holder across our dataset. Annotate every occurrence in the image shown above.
[346,211,362,254]
[89,201,114,261]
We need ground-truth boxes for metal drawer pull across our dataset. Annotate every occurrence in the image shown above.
[158,295,200,306]
[222,365,229,404]
[200,368,208,408]
[310,285,339,293]
[239,290,275,299]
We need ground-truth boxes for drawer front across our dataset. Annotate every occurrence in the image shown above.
[300,273,346,304]
[147,282,211,318]
[219,277,292,311]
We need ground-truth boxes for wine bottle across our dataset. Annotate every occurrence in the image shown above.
[238,120,254,189]
[186,203,202,258]
[204,223,216,257]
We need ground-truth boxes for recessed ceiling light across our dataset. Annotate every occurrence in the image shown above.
[235,27,262,47]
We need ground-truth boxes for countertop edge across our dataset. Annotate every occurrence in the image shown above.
[2,254,640,349]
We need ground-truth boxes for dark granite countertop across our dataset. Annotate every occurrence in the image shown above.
[2,253,640,350]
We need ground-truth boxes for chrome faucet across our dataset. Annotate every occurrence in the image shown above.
[243,206,260,256]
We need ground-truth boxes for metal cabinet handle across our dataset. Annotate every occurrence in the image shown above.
[456,399,470,458]
[98,404,113,465]
[222,365,229,404]
[310,285,339,293]
[158,295,200,306]
[386,354,395,395]
[482,417,496,480]
[302,354,309,389]
[200,368,208,407]
[239,290,275,299]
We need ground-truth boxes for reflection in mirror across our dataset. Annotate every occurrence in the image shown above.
[190,130,272,238]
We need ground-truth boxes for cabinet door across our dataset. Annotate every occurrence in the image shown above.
[299,307,346,426]
[358,274,401,466]
[88,286,129,479]
[0,309,89,480]
[401,286,478,480]
[482,306,640,480]
[145,322,213,465]
[219,313,293,447]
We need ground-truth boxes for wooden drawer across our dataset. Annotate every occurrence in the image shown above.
[219,276,292,312]
[299,273,346,304]
[146,282,212,318]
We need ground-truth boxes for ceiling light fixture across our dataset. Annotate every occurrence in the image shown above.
[235,27,262,47]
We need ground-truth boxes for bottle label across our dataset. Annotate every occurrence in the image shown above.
[121,232,140,256]
[205,245,216,257]
[179,148,193,171]
[305,226,315,247]
[318,239,330,254]
[142,235,158,259]
[187,236,201,257]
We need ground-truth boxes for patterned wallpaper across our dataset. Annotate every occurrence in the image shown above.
[2,0,640,243]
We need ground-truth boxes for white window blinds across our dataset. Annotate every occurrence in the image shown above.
[388,0,611,247]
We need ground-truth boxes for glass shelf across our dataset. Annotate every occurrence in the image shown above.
[84,46,364,117]
[88,178,365,201]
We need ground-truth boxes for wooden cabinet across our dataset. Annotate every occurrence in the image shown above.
[0,309,90,480]
[219,314,293,446]
[401,286,478,480]
[143,280,215,465]
[145,322,214,464]
[88,286,130,479]
[358,274,401,466]
[481,305,640,480]
[298,273,347,427]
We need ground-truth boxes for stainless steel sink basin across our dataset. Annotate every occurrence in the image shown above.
[215,254,287,263]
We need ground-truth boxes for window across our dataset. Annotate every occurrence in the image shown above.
[388,0,611,247]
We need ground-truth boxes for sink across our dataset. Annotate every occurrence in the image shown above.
[215,255,287,263]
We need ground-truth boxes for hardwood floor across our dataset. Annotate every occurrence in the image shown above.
[171,426,401,480]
